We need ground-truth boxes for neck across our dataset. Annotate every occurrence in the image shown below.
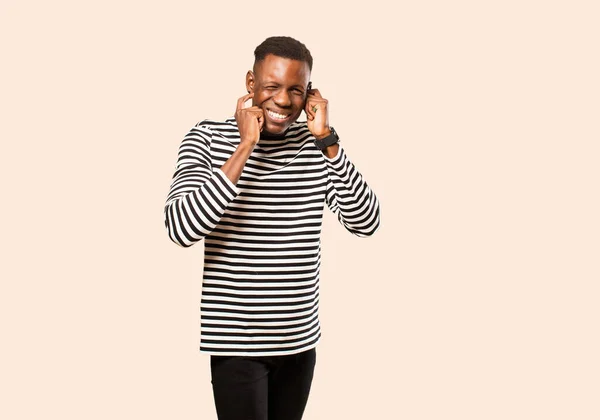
[260,130,286,140]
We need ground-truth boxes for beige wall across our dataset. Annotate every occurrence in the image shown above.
[2,1,599,419]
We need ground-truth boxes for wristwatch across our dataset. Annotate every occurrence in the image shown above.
[313,126,339,150]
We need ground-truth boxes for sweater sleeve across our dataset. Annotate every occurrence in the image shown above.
[164,124,239,247]
[324,146,381,237]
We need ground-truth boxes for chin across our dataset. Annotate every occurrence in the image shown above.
[264,122,291,136]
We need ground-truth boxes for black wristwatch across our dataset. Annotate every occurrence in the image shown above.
[313,126,339,150]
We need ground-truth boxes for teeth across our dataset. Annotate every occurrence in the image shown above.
[268,110,288,120]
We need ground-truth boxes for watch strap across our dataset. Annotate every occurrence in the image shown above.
[314,127,339,150]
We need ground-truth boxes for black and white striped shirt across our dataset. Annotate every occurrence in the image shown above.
[164,118,380,356]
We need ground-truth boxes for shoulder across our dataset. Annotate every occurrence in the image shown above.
[194,117,237,132]
[192,117,239,141]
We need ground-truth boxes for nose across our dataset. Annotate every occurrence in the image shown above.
[273,89,291,107]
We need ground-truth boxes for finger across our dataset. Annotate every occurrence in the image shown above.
[244,107,264,118]
[306,100,325,118]
[257,110,265,131]
[304,102,315,120]
[236,92,254,110]
[309,88,322,98]
[247,107,263,120]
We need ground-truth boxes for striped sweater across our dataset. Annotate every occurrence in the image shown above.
[164,117,380,356]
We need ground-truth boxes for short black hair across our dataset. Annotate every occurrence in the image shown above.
[254,36,313,71]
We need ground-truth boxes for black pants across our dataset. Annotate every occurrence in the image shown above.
[210,348,316,420]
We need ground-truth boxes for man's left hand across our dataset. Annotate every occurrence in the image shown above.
[305,89,331,139]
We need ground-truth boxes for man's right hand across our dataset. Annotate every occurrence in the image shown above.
[221,93,263,184]
[235,93,264,146]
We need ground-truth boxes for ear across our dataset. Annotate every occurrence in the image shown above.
[246,70,255,93]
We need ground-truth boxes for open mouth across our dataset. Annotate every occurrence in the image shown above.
[266,109,291,122]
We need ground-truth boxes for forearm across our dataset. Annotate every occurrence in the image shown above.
[165,140,258,247]
[220,142,255,184]
[164,125,241,247]
[164,169,239,247]
[321,143,339,159]
[325,147,380,237]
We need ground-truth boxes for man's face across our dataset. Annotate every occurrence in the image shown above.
[246,54,311,135]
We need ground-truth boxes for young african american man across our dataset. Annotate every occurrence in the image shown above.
[164,36,380,420]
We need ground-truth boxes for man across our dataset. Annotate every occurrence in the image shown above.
[164,36,380,420]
